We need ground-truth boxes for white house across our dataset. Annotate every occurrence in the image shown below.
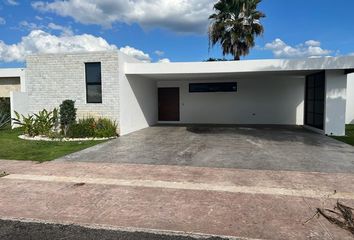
[2,50,354,136]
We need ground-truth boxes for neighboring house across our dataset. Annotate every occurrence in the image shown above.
[0,68,25,98]
[2,50,354,136]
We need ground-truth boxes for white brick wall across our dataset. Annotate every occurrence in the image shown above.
[25,51,120,127]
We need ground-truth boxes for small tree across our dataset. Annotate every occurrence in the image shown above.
[59,100,77,136]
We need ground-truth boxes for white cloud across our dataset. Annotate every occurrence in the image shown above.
[0,17,5,25]
[119,46,151,62]
[264,38,332,58]
[35,16,44,21]
[0,30,117,62]
[18,21,42,31]
[17,21,73,36]
[48,22,73,36]
[305,40,321,47]
[154,50,164,56]
[32,0,216,34]
[6,0,19,5]
[349,53,354,56]
[158,58,171,63]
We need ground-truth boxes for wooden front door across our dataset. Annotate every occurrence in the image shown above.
[158,88,180,121]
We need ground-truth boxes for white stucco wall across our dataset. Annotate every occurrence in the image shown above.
[325,70,347,136]
[119,53,157,135]
[10,91,28,127]
[157,76,305,125]
[346,73,354,124]
[25,51,120,125]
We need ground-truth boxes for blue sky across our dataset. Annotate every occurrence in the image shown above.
[0,0,354,68]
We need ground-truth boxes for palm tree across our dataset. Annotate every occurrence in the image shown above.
[209,0,265,60]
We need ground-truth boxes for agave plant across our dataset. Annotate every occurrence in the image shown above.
[0,111,10,130]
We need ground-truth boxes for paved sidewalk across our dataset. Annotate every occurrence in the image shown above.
[1,160,354,239]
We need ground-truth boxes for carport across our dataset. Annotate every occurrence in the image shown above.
[122,57,353,136]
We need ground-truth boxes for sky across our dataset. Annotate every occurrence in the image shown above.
[0,0,354,68]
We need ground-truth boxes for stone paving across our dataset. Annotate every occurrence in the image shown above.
[1,160,354,239]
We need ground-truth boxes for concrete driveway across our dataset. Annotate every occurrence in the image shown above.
[57,125,354,173]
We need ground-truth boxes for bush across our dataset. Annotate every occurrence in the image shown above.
[67,118,96,138]
[0,111,10,130]
[13,109,58,137]
[13,112,36,136]
[67,117,117,138]
[0,98,11,130]
[59,100,77,136]
[33,109,59,135]
[0,98,10,115]
[95,118,118,138]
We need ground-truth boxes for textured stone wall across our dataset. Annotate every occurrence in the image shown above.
[0,77,20,97]
[25,51,120,125]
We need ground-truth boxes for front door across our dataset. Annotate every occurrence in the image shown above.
[158,88,180,121]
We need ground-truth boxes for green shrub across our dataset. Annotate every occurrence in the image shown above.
[0,112,11,130]
[0,98,11,130]
[67,117,117,138]
[33,109,59,135]
[67,118,96,138]
[13,109,58,137]
[95,118,118,138]
[12,112,36,136]
[0,98,10,115]
[59,100,77,136]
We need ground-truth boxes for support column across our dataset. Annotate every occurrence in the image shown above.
[324,70,347,136]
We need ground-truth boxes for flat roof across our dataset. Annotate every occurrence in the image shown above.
[0,68,25,78]
[125,56,354,76]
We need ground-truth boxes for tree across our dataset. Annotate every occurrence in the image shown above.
[59,99,76,136]
[209,0,265,60]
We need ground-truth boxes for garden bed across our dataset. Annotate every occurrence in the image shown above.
[19,135,117,142]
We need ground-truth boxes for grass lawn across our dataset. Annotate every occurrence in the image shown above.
[333,125,354,146]
[0,128,106,162]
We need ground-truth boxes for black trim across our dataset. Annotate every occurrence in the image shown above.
[85,62,102,104]
[345,69,354,74]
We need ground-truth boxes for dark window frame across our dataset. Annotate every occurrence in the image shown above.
[189,82,237,93]
[85,62,102,104]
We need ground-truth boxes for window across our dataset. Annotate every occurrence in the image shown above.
[85,62,102,103]
[305,72,325,130]
[189,82,237,93]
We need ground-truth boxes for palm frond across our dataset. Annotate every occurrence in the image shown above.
[208,0,265,60]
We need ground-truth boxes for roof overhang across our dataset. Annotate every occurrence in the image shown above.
[125,56,354,80]
[0,68,25,78]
